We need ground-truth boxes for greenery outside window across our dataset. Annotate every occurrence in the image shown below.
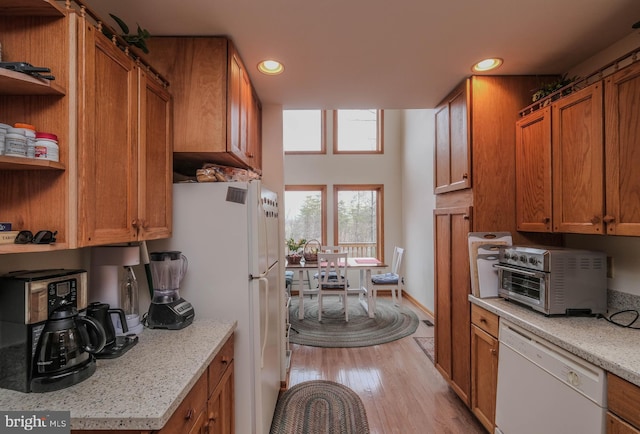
[283,110,326,154]
[334,185,384,260]
[334,109,383,154]
[284,186,327,248]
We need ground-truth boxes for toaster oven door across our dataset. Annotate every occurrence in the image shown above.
[495,264,548,313]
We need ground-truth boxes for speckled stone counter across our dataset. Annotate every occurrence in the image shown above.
[0,318,236,430]
[470,296,640,387]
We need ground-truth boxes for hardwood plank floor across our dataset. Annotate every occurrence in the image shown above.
[287,296,486,434]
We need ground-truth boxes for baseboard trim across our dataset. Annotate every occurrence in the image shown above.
[402,291,434,320]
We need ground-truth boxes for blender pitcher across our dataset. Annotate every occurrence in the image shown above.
[146,251,194,330]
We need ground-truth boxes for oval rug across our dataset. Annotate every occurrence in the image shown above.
[270,380,370,434]
[289,296,419,347]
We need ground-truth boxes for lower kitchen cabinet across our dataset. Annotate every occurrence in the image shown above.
[470,304,499,432]
[607,373,640,434]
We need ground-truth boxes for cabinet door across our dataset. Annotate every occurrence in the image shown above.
[552,83,604,234]
[77,23,138,246]
[434,206,472,405]
[228,44,254,169]
[208,362,235,434]
[471,324,498,432]
[138,68,172,240]
[605,62,640,236]
[516,107,553,232]
[607,413,640,434]
[434,81,471,194]
[248,87,262,173]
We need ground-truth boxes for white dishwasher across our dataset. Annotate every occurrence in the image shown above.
[495,320,607,434]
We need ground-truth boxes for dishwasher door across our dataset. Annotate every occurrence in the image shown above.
[495,320,606,434]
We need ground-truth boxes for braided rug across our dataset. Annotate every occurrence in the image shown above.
[270,380,370,434]
[289,296,419,347]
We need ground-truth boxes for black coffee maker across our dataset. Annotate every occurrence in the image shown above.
[0,269,106,392]
[86,302,138,358]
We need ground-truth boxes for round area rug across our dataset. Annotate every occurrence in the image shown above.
[270,380,370,434]
[289,296,419,347]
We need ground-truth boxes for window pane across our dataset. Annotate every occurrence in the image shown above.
[285,190,323,245]
[336,109,378,152]
[283,110,322,152]
[337,189,378,257]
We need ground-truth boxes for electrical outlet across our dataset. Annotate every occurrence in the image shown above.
[606,256,614,278]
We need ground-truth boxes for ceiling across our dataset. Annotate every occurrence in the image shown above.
[83,0,640,109]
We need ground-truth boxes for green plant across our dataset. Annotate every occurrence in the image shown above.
[103,13,151,54]
[532,74,577,103]
[286,238,306,255]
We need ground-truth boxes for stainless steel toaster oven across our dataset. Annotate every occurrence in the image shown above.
[494,246,607,316]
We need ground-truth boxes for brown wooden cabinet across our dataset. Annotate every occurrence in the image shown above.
[76,21,172,246]
[433,75,553,408]
[552,83,604,234]
[146,37,262,175]
[515,106,553,232]
[470,304,499,432]
[607,373,640,434]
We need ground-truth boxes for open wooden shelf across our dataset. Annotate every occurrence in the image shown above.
[0,68,65,96]
[0,242,69,254]
[0,0,66,17]
[0,155,65,170]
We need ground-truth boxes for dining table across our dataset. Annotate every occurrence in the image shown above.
[285,257,388,319]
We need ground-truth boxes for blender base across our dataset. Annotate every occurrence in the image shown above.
[146,298,195,330]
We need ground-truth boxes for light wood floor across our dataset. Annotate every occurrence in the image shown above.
[287,296,486,434]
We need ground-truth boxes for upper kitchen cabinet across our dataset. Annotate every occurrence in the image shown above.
[552,83,604,234]
[146,37,262,174]
[604,62,640,236]
[76,19,172,246]
[434,81,470,194]
[0,1,73,254]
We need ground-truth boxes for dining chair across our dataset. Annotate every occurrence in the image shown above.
[316,252,350,321]
[371,246,405,305]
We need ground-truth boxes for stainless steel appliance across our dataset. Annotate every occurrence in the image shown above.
[86,301,138,359]
[0,269,106,392]
[495,246,607,315]
[150,180,282,434]
[146,251,194,329]
[495,320,607,434]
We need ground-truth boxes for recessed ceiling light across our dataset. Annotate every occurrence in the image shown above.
[258,60,284,75]
[472,58,503,73]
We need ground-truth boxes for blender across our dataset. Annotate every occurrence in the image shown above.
[146,251,195,329]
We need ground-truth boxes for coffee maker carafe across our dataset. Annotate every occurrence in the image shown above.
[146,251,194,329]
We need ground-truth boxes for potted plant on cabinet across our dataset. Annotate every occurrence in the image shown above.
[286,238,306,264]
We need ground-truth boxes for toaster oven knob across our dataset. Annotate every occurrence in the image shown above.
[520,255,527,262]
[529,257,539,266]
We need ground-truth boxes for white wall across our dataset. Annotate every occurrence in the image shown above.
[400,110,436,312]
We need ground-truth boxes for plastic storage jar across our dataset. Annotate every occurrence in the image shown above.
[0,123,11,155]
[14,123,36,158]
[4,128,27,157]
[34,132,59,161]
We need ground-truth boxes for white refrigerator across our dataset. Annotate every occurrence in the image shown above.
[151,180,282,434]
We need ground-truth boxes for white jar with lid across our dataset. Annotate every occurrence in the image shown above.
[0,123,11,155]
[4,128,27,157]
[14,123,36,158]
[34,132,59,162]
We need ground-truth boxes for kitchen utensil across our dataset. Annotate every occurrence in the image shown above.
[86,301,138,359]
[146,251,194,329]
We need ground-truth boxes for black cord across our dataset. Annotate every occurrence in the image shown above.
[600,309,640,329]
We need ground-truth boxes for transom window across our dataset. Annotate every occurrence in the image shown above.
[283,110,325,153]
[334,109,383,154]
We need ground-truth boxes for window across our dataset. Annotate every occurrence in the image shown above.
[334,109,383,153]
[334,185,383,259]
[283,110,325,153]
[284,186,327,247]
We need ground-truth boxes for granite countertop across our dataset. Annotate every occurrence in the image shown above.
[470,296,640,387]
[0,318,236,430]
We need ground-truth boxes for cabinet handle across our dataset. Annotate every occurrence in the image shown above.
[185,408,194,420]
[590,216,601,225]
[603,215,615,224]
[131,219,139,229]
[542,217,550,223]
[480,318,487,323]
[140,219,149,229]
[490,349,497,356]
[246,152,254,158]
[463,215,470,220]
[462,173,469,179]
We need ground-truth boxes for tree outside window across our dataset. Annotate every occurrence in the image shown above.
[334,185,383,259]
[284,186,326,249]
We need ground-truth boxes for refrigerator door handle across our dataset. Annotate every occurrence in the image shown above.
[250,262,278,280]
[257,276,269,369]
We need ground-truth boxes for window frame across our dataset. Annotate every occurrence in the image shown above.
[333,109,384,154]
[333,184,384,261]
[284,185,328,247]
[283,110,327,155]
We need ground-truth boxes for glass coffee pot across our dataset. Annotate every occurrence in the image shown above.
[146,251,194,329]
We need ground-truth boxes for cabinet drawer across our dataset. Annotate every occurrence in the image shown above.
[608,373,640,430]
[157,370,207,434]
[471,304,499,338]
[607,412,640,434]
[209,335,234,397]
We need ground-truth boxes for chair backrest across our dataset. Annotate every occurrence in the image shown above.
[316,252,348,289]
[321,245,342,253]
[391,247,405,274]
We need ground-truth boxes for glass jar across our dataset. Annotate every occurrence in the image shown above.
[34,132,59,161]
[4,128,27,157]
